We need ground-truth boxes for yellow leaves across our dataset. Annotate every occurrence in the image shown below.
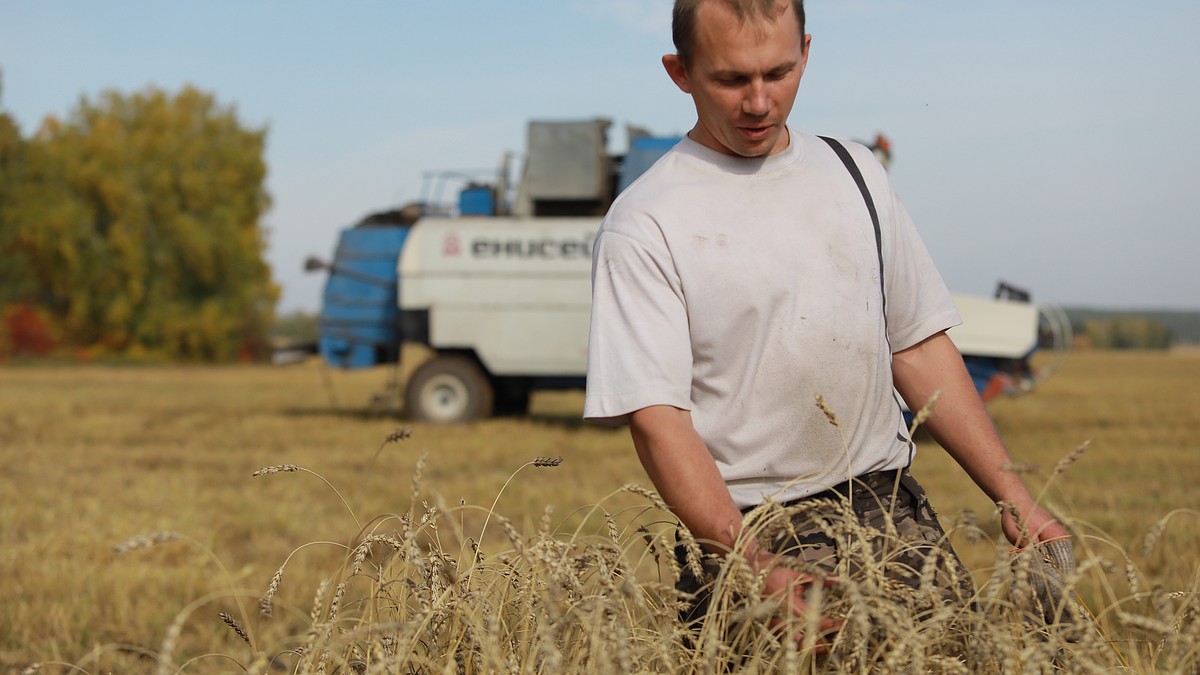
[4,84,275,361]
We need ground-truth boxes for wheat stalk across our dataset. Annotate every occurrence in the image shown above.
[253,463,362,531]
[99,426,1200,674]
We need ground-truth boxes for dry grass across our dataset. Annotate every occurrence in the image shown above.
[1,349,1197,672]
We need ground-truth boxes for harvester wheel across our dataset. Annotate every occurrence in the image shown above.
[404,355,493,424]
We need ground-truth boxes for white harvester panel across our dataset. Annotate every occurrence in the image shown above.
[946,293,1039,359]
[398,217,601,375]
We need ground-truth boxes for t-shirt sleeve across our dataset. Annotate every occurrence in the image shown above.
[583,226,694,426]
[870,159,962,352]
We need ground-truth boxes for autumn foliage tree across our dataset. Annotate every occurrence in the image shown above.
[0,85,278,361]
[0,81,50,357]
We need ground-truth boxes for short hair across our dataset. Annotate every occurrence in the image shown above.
[672,0,806,68]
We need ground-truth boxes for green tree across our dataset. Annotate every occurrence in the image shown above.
[1083,319,1114,349]
[1083,316,1173,350]
[4,85,278,360]
[1112,316,1172,350]
[0,74,57,358]
[0,76,33,306]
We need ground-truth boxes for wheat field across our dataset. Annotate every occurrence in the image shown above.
[1,349,1197,673]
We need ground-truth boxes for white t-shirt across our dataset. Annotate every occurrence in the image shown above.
[583,130,961,509]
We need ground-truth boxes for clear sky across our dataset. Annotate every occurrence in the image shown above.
[2,1,1197,313]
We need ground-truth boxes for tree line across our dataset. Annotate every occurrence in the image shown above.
[1064,307,1196,349]
[1078,316,1174,350]
[0,79,278,361]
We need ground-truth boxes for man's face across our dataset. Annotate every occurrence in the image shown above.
[664,1,810,158]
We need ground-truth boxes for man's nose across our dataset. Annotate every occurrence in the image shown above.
[743,80,769,116]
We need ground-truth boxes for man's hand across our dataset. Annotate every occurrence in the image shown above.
[1000,497,1069,548]
[761,563,843,650]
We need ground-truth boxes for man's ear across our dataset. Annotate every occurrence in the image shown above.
[798,34,812,79]
[662,54,692,94]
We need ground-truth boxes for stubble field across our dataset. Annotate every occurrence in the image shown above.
[1,349,1197,672]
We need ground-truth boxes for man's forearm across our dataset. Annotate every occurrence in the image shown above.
[892,333,1069,545]
[628,405,752,556]
[629,405,839,635]
[891,332,1035,506]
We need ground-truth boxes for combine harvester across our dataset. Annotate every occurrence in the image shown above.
[304,119,1070,423]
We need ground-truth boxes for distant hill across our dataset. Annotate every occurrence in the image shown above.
[1062,307,1200,345]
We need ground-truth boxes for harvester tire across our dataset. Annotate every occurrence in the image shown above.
[404,355,494,424]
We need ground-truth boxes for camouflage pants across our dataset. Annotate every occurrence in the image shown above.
[675,469,975,626]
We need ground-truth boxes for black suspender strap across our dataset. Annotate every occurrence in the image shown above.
[819,136,915,452]
[817,135,888,334]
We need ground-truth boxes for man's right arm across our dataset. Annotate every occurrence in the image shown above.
[628,405,743,552]
[629,405,841,641]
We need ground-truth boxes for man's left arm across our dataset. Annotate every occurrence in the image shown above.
[891,331,1068,547]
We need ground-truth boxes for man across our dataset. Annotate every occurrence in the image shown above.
[583,0,1067,638]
